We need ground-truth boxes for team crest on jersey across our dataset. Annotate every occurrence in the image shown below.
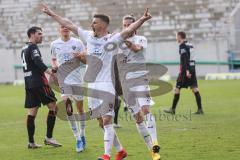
[180,49,186,54]
[72,46,76,50]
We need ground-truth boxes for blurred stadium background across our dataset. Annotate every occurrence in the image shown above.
[1,0,240,83]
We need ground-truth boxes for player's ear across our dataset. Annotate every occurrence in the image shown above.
[30,32,35,38]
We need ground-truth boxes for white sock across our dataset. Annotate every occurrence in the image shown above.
[68,115,80,140]
[79,120,86,137]
[104,124,115,156]
[136,122,153,150]
[102,129,122,152]
[113,131,123,152]
[145,113,158,145]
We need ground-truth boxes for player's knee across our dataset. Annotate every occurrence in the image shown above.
[141,106,150,115]
[134,112,144,124]
[76,102,84,113]
[28,107,38,116]
[47,102,57,111]
[192,87,199,93]
[136,117,144,124]
[48,110,57,116]
[102,115,112,126]
[174,88,180,94]
[76,106,84,113]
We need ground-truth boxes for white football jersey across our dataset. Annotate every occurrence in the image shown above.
[51,37,85,65]
[50,37,85,85]
[119,35,148,79]
[77,28,123,83]
[119,35,147,63]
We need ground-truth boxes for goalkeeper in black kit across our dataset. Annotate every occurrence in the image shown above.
[164,31,204,115]
[21,26,62,149]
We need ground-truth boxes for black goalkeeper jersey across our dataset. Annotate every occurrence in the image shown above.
[21,42,49,89]
[179,41,193,75]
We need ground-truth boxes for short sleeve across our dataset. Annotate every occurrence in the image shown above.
[30,45,41,60]
[180,47,187,55]
[77,27,92,43]
[76,39,86,52]
[50,42,56,58]
[109,33,124,44]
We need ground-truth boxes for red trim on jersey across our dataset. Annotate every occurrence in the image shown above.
[179,64,182,73]
[41,75,49,86]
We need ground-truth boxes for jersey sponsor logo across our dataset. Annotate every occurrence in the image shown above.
[93,52,102,56]
[24,71,32,77]
[72,45,76,50]
[93,50,102,56]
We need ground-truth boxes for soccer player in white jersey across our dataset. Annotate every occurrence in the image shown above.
[42,4,152,160]
[51,25,86,152]
[118,15,161,160]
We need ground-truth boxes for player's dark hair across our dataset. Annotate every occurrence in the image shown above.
[177,31,186,39]
[27,26,42,38]
[123,15,136,22]
[93,14,110,25]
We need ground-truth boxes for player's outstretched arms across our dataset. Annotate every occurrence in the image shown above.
[120,8,152,39]
[41,3,78,35]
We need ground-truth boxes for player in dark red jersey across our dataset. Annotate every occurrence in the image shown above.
[21,26,62,149]
[164,31,204,115]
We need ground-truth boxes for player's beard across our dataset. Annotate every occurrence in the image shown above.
[37,38,43,44]
[92,27,97,37]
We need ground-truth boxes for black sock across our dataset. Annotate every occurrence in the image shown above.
[27,115,35,143]
[46,110,56,139]
[114,97,121,124]
[194,91,202,110]
[172,94,180,110]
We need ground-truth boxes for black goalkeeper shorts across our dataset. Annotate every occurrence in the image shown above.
[24,85,57,108]
[176,73,198,89]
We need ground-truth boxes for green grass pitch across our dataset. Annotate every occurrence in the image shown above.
[0,80,240,160]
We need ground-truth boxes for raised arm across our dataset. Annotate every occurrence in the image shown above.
[120,8,152,40]
[124,40,143,53]
[41,3,79,35]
